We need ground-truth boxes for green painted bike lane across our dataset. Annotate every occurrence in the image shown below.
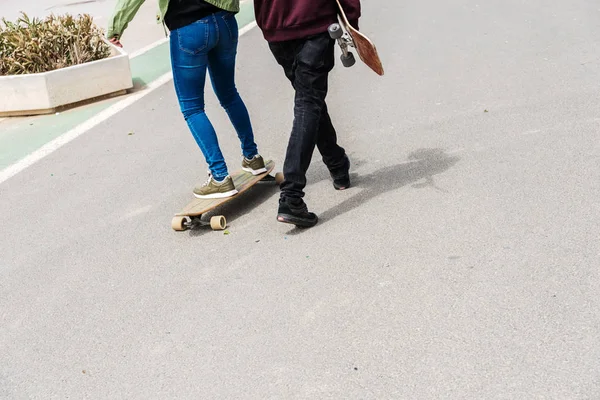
[0,2,255,170]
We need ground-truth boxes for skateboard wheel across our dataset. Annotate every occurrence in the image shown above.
[328,23,343,40]
[210,215,226,230]
[172,216,187,231]
[341,52,356,68]
[275,172,284,185]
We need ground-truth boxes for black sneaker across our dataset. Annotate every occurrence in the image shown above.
[277,197,318,228]
[330,155,351,190]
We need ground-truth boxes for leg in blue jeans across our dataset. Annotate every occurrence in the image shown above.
[170,12,258,181]
[207,14,258,161]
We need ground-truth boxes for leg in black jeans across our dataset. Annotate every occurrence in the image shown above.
[317,104,351,190]
[269,33,349,224]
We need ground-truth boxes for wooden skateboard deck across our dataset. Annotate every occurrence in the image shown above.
[171,160,281,231]
[331,0,384,76]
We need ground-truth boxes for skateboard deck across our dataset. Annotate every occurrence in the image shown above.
[171,160,281,231]
[329,0,384,76]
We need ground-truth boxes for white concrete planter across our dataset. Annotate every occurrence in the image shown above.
[0,40,133,117]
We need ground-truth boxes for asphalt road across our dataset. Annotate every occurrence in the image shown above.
[2,0,600,398]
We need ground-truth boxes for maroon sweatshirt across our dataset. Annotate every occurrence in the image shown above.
[254,0,361,42]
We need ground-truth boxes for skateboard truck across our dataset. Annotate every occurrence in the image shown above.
[328,23,356,68]
[172,215,227,231]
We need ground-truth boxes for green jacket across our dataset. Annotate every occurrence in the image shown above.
[107,0,240,39]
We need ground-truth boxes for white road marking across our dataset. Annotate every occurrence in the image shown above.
[129,37,169,59]
[239,21,257,36]
[0,72,173,184]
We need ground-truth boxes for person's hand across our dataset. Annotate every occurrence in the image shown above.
[109,37,123,48]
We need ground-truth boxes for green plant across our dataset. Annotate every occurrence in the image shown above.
[0,12,111,76]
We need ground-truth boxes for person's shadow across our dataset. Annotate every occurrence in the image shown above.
[286,148,460,234]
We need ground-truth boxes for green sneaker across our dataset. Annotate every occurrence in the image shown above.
[242,154,267,175]
[193,174,238,199]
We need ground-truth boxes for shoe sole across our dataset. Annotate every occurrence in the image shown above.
[242,167,267,176]
[193,189,238,199]
[277,213,318,228]
[333,181,351,190]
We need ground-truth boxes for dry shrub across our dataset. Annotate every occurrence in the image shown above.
[0,12,111,76]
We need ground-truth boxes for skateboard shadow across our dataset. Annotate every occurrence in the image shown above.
[285,148,460,234]
[187,181,279,237]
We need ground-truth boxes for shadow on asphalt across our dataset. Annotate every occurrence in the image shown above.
[285,148,461,235]
[187,180,279,237]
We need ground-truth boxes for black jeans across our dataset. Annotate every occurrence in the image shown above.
[269,32,347,200]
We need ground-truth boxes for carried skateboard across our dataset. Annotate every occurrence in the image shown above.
[328,0,384,76]
[171,160,283,232]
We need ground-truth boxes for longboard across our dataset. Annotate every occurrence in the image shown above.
[171,160,282,231]
[328,0,384,76]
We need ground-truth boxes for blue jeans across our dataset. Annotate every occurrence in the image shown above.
[170,11,258,180]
